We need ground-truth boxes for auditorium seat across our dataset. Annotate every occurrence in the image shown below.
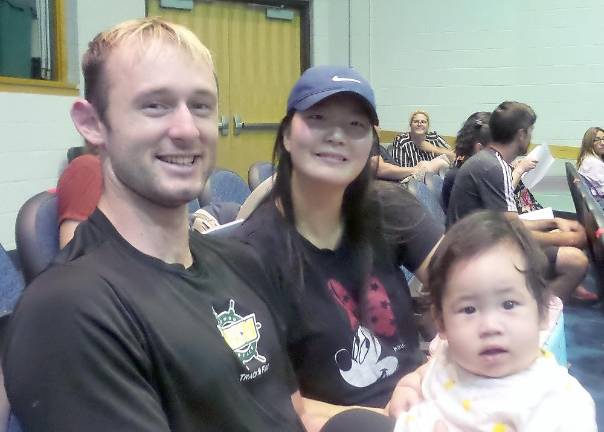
[248,161,274,191]
[566,162,604,289]
[198,168,251,207]
[15,191,59,284]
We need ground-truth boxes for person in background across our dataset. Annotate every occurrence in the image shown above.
[236,65,444,415]
[447,101,590,302]
[57,150,102,248]
[441,111,538,213]
[577,126,604,208]
[371,126,446,182]
[392,211,596,431]
[391,110,453,170]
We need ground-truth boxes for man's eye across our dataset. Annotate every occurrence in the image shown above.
[190,102,212,113]
[502,300,517,310]
[142,102,169,114]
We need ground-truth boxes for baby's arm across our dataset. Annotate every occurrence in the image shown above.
[386,362,429,418]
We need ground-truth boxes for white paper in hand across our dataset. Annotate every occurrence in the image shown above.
[518,207,554,221]
[521,144,555,189]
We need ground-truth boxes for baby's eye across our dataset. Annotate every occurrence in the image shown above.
[502,300,518,310]
[460,306,476,315]
[307,113,324,121]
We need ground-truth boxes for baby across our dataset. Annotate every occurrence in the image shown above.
[394,210,596,432]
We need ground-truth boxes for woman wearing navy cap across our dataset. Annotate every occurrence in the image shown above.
[236,65,443,418]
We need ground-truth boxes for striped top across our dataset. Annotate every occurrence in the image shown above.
[391,131,451,167]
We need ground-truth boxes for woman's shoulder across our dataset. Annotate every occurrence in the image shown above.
[236,201,287,251]
[580,154,604,169]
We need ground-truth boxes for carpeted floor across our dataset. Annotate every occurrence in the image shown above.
[566,302,604,428]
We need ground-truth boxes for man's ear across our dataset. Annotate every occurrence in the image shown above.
[70,99,107,149]
[514,128,527,145]
[432,305,447,340]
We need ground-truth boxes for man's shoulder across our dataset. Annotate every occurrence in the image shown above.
[12,261,119,328]
[459,150,500,173]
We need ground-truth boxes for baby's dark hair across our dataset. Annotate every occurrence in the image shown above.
[428,211,549,319]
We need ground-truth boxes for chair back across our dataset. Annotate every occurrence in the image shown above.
[66,146,85,163]
[198,168,251,207]
[15,191,60,284]
[566,162,604,288]
[248,161,274,191]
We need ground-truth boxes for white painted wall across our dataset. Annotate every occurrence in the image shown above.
[0,0,145,249]
[362,0,604,145]
[311,0,350,66]
[3,0,602,249]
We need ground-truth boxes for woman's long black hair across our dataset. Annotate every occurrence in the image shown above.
[269,111,379,296]
[269,111,421,298]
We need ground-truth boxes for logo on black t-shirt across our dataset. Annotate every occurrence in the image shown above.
[213,299,267,370]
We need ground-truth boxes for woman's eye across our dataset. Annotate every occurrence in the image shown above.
[350,120,368,128]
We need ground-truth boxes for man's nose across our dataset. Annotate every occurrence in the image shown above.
[168,104,200,142]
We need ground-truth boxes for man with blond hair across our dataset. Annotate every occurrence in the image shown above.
[3,18,310,432]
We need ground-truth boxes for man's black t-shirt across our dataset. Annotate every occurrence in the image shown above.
[4,210,304,432]
[447,148,516,227]
[236,197,442,408]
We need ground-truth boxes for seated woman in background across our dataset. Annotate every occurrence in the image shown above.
[391,110,453,170]
[57,151,102,248]
[370,126,446,182]
[236,65,444,415]
[577,126,604,208]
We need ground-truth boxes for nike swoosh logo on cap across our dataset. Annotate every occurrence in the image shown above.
[332,75,361,83]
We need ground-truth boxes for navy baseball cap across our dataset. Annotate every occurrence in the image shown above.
[287,65,379,125]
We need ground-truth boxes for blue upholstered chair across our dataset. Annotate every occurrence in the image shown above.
[15,191,60,284]
[198,168,251,207]
[248,162,274,192]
